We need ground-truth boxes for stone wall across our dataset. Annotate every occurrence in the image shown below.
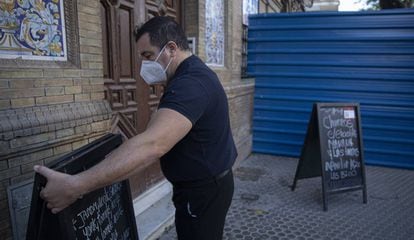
[185,0,254,163]
[0,1,111,239]
[226,81,254,166]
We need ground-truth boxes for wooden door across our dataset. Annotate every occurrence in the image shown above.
[101,0,182,198]
[101,0,138,129]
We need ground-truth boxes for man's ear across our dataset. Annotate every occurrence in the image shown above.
[166,41,178,57]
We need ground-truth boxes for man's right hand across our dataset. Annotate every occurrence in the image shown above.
[34,165,83,214]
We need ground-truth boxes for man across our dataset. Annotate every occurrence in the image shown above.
[34,16,237,240]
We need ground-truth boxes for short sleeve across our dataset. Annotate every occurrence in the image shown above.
[158,78,209,125]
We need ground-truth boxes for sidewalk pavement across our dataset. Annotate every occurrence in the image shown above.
[158,154,414,240]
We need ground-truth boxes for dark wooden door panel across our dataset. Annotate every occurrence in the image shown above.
[101,0,138,132]
[119,6,134,78]
[101,0,182,198]
[129,0,183,197]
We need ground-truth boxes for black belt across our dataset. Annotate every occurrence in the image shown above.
[173,169,231,188]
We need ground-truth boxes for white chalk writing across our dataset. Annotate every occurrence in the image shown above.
[71,182,131,240]
[321,107,361,184]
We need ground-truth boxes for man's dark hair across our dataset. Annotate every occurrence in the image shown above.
[134,16,190,51]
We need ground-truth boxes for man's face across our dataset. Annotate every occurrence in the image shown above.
[137,33,169,67]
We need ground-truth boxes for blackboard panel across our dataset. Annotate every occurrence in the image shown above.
[295,106,322,180]
[27,134,139,240]
[292,103,367,210]
[317,103,364,192]
[62,181,137,240]
[49,133,121,174]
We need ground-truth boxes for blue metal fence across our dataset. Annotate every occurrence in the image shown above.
[248,9,414,169]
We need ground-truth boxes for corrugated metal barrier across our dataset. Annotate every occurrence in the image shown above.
[248,9,414,169]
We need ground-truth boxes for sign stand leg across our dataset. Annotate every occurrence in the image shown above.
[292,155,306,191]
[363,187,367,204]
[291,180,297,191]
[321,178,328,211]
[291,170,300,191]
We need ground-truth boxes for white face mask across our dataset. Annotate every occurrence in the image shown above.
[140,45,172,85]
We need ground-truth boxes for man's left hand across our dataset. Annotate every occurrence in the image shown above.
[34,165,81,214]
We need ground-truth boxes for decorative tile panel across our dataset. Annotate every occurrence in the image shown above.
[205,0,224,66]
[0,0,67,61]
[243,0,258,25]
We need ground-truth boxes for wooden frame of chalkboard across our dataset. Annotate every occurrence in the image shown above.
[292,103,368,211]
[26,133,140,240]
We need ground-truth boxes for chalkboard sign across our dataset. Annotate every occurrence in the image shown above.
[292,103,367,211]
[26,134,139,240]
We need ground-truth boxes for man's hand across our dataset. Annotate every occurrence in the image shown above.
[34,165,82,214]
[30,108,191,215]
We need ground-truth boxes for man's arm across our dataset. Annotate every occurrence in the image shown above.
[34,108,192,213]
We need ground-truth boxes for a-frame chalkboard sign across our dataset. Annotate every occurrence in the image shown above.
[26,133,139,240]
[292,103,367,211]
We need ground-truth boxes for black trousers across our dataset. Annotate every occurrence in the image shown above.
[172,170,234,240]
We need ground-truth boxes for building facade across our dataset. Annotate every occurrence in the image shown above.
[2,0,338,238]
[0,0,255,239]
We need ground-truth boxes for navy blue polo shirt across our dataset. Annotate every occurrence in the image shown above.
[158,55,237,183]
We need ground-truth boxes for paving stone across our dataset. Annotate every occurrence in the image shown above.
[157,154,414,240]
